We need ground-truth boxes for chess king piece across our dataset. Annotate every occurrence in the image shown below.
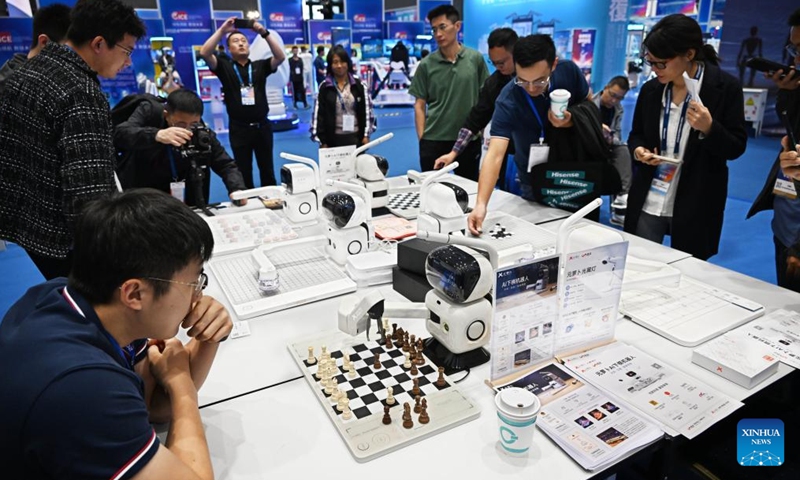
[421,244,493,373]
[416,162,470,235]
[278,152,321,225]
[322,180,374,265]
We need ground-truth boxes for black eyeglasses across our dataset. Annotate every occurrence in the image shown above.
[643,56,672,70]
[145,272,208,295]
[114,43,134,58]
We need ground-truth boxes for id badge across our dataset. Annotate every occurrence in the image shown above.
[342,114,356,132]
[528,143,550,172]
[773,170,798,199]
[170,181,186,202]
[294,67,301,75]
[240,86,255,106]
[650,162,679,196]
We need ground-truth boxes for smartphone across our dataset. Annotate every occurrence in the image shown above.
[233,18,254,29]
[780,110,799,151]
[745,57,795,76]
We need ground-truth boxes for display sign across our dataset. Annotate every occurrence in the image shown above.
[418,0,452,23]
[385,7,416,22]
[261,0,305,44]
[0,18,32,69]
[346,0,383,45]
[572,28,597,83]
[161,0,214,93]
[386,21,425,41]
[308,20,352,47]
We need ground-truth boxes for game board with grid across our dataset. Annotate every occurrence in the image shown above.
[387,191,420,219]
[203,208,298,255]
[304,341,449,421]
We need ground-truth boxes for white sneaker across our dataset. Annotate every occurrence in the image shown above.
[611,194,628,209]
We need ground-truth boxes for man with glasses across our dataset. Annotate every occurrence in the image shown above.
[433,28,519,185]
[749,8,800,292]
[114,89,247,208]
[0,189,232,479]
[409,5,489,181]
[593,76,632,225]
[467,34,592,235]
[0,0,146,281]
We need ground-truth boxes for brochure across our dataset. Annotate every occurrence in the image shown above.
[494,362,663,471]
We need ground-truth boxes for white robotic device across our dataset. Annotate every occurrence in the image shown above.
[279,152,321,225]
[416,162,470,235]
[349,133,394,210]
[322,180,375,265]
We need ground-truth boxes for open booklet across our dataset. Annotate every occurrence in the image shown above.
[493,361,663,471]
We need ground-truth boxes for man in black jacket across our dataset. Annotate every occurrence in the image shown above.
[114,89,247,208]
[433,27,518,176]
[748,8,800,291]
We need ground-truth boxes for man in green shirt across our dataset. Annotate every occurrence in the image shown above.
[409,5,489,181]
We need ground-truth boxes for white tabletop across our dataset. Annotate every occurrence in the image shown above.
[200,344,594,480]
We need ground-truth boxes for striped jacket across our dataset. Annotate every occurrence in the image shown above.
[310,74,376,145]
[0,42,117,258]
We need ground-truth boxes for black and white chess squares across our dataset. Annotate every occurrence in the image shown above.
[488,223,514,239]
[303,340,450,421]
[387,191,420,219]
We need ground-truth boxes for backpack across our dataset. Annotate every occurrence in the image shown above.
[110,93,165,127]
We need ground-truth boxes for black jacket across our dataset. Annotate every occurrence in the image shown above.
[0,53,26,95]
[463,70,515,154]
[748,87,800,221]
[113,96,245,207]
[310,75,375,146]
[624,63,747,260]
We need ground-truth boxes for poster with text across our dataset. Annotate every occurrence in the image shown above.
[262,0,305,44]
[572,28,597,84]
[346,0,383,46]
[161,0,213,93]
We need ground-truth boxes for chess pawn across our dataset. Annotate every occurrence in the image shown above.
[386,386,396,405]
[402,403,413,429]
[373,353,382,369]
[410,363,418,376]
[337,394,349,412]
[414,395,422,413]
[403,352,412,369]
[436,366,446,387]
[419,404,430,424]
[382,405,392,425]
[307,346,316,365]
[347,365,356,378]
[342,404,353,420]
[385,334,392,350]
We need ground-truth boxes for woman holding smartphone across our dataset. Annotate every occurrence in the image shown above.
[310,46,376,148]
[625,14,747,260]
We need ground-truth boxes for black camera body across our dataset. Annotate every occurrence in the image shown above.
[179,123,213,158]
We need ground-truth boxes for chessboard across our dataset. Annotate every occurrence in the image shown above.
[289,329,481,462]
[387,191,420,220]
[202,208,298,256]
[472,211,557,263]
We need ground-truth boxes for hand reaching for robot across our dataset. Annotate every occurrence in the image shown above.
[434,151,457,170]
[156,127,192,147]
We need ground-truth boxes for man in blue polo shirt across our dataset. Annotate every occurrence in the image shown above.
[468,34,591,235]
[0,189,232,479]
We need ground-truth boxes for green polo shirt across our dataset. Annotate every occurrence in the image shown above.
[409,45,489,142]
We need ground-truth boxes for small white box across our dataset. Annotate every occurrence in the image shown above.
[692,333,779,389]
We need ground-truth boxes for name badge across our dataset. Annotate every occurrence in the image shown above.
[528,143,549,172]
[295,67,301,75]
[342,114,356,132]
[774,170,798,199]
[170,181,186,202]
[241,86,255,106]
[650,162,679,196]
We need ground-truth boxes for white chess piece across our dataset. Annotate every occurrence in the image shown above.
[331,388,341,403]
[320,345,329,361]
[403,352,412,369]
[386,386,395,405]
[337,394,347,412]
[347,365,356,378]
[307,346,316,365]
[342,404,352,420]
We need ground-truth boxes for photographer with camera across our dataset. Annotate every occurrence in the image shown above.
[114,89,247,208]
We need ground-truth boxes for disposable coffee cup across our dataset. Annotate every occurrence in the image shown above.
[550,89,571,119]
[495,387,541,456]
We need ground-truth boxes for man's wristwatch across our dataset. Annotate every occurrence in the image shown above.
[260,30,270,38]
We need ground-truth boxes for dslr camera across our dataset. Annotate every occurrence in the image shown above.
[179,123,213,158]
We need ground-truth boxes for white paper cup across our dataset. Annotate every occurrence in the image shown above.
[495,387,541,456]
[550,89,571,119]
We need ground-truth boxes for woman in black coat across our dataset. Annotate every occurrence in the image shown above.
[625,14,747,260]
[310,46,376,148]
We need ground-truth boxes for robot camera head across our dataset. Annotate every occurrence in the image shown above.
[355,153,389,182]
[425,181,469,218]
[322,191,368,229]
[425,245,493,303]
[280,164,316,194]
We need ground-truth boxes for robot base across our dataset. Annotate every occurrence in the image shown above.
[422,336,490,375]
[284,191,318,225]
[326,223,372,265]
[417,212,467,235]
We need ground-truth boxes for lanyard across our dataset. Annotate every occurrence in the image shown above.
[661,63,704,157]
[234,62,253,86]
[335,82,349,113]
[62,287,134,370]
[167,147,179,181]
[523,92,545,145]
